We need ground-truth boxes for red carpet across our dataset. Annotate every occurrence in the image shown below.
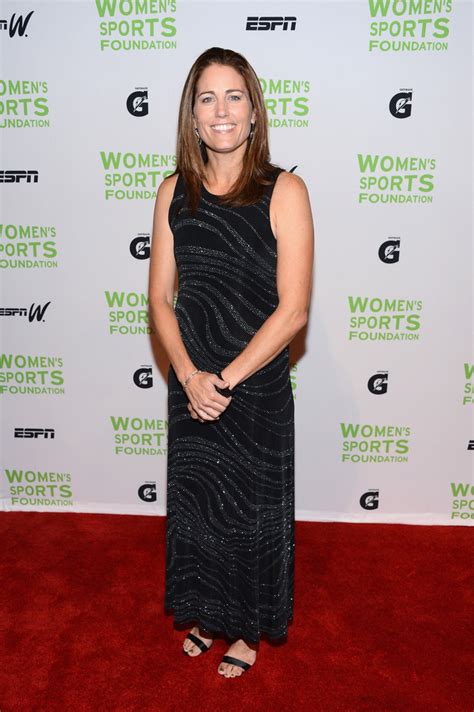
[0,512,471,712]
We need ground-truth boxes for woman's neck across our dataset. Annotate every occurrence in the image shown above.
[203,151,245,192]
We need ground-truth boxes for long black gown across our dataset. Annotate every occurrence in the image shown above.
[164,167,294,644]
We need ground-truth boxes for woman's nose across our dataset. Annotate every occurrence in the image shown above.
[215,97,228,116]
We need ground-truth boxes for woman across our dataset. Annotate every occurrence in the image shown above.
[148,47,314,679]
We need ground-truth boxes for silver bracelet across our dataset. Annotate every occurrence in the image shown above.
[183,368,203,388]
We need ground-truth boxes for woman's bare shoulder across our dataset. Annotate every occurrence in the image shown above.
[158,172,180,199]
[274,169,308,195]
[271,170,310,220]
[153,173,180,216]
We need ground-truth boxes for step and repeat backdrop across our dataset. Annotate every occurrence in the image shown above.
[1,0,472,524]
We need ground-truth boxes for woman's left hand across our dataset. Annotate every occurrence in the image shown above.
[187,401,213,422]
[188,402,204,422]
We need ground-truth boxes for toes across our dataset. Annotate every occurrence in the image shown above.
[218,662,243,678]
[183,640,197,655]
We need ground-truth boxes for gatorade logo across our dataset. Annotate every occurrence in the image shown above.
[138,482,157,502]
[126,89,149,117]
[389,90,413,118]
[360,489,379,510]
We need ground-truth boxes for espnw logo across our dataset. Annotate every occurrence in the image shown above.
[0,302,51,322]
[130,234,150,260]
[246,16,296,31]
[14,427,55,439]
[468,440,474,451]
[368,372,388,395]
[379,238,400,264]
[0,170,39,183]
[389,90,413,118]
[126,89,149,117]
[360,489,379,510]
[133,366,153,389]
[0,11,34,37]
[138,482,157,502]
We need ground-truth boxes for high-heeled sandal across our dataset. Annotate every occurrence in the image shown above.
[218,654,254,675]
[182,631,213,656]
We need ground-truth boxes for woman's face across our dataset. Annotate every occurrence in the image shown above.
[192,63,256,154]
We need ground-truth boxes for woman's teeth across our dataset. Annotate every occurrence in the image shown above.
[211,124,235,132]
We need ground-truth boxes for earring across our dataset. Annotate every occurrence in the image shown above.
[248,122,255,141]
[194,127,202,146]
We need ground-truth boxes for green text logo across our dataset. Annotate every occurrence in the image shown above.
[110,415,168,455]
[348,296,422,341]
[105,291,152,335]
[0,223,58,269]
[4,468,73,507]
[450,481,474,521]
[259,78,310,128]
[462,362,474,405]
[358,154,436,204]
[101,151,176,200]
[0,80,49,128]
[368,0,453,53]
[341,422,411,462]
[96,0,177,52]
[0,354,65,395]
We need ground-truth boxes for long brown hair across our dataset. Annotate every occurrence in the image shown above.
[172,47,280,214]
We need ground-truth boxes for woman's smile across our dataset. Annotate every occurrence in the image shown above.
[193,64,256,152]
[210,123,237,133]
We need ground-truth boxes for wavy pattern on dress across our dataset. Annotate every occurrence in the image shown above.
[164,170,295,643]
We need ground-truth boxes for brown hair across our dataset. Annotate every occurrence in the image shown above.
[171,47,280,214]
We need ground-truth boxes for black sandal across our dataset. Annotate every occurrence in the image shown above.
[182,631,213,655]
[219,654,254,673]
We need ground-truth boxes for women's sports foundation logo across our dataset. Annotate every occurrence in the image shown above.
[95,0,177,51]
[367,0,453,53]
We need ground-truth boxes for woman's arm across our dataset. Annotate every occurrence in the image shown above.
[148,175,231,421]
[148,175,198,386]
[222,171,314,390]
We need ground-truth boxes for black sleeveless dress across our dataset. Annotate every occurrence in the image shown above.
[164,168,294,643]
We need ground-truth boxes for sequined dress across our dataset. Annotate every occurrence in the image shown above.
[164,168,294,643]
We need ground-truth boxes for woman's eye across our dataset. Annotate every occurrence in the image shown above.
[199,94,243,103]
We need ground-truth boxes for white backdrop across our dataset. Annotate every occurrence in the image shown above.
[1,0,473,525]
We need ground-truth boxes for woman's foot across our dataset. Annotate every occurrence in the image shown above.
[182,626,214,656]
[217,638,257,677]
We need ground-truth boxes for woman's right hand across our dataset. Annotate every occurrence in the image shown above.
[184,371,232,422]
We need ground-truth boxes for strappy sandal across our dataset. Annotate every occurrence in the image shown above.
[219,654,254,675]
[182,631,213,656]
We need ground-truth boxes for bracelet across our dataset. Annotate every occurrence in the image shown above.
[214,371,233,398]
[183,368,203,389]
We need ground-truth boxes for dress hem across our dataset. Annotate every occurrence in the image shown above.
[164,607,293,645]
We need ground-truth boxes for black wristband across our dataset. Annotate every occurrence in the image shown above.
[214,371,233,397]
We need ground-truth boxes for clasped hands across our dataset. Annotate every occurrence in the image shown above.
[185,371,232,423]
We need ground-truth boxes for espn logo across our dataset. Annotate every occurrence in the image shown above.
[0,170,39,183]
[246,16,297,31]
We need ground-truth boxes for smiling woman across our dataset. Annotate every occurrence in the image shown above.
[192,66,256,182]
[170,47,281,213]
[148,47,314,680]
